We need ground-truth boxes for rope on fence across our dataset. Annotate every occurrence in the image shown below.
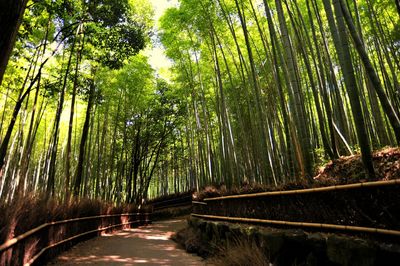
[192,201,207,205]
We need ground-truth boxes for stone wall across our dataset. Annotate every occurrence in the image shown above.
[178,217,400,265]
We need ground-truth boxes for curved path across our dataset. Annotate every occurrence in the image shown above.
[48,218,204,265]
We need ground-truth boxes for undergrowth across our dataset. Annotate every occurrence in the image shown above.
[206,238,270,266]
[0,193,150,266]
[195,147,400,200]
[0,194,141,244]
[173,225,270,266]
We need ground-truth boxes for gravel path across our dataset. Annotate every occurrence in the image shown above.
[48,218,204,266]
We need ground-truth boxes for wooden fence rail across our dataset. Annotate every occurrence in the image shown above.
[152,195,193,211]
[0,192,195,266]
[0,212,151,266]
[192,179,400,237]
[203,179,400,201]
[191,214,400,237]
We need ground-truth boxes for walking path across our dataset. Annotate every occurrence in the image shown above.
[48,218,204,265]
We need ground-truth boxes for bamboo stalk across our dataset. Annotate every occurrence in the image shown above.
[191,214,400,236]
[204,179,400,201]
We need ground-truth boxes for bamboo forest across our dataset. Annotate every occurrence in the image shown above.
[1,0,400,265]
[0,0,399,204]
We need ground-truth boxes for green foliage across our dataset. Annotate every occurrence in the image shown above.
[1,0,400,203]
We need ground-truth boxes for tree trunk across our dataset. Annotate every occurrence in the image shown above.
[275,0,313,181]
[0,0,28,85]
[338,0,400,144]
[46,44,77,197]
[65,26,84,201]
[325,0,375,178]
[73,81,95,196]
[0,72,41,171]
[234,0,272,183]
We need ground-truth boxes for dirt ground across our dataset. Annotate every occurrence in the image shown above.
[48,217,204,266]
[196,147,400,200]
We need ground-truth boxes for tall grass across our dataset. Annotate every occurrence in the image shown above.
[0,194,140,242]
[0,194,147,265]
[207,237,270,266]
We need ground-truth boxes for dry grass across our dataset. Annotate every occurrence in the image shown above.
[207,238,270,266]
[172,226,211,256]
[0,194,142,243]
[172,225,270,264]
[0,194,148,264]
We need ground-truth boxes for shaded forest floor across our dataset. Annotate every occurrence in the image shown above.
[315,147,400,183]
[197,147,400,200]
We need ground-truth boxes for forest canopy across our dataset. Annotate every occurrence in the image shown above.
[0,0,399,204]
